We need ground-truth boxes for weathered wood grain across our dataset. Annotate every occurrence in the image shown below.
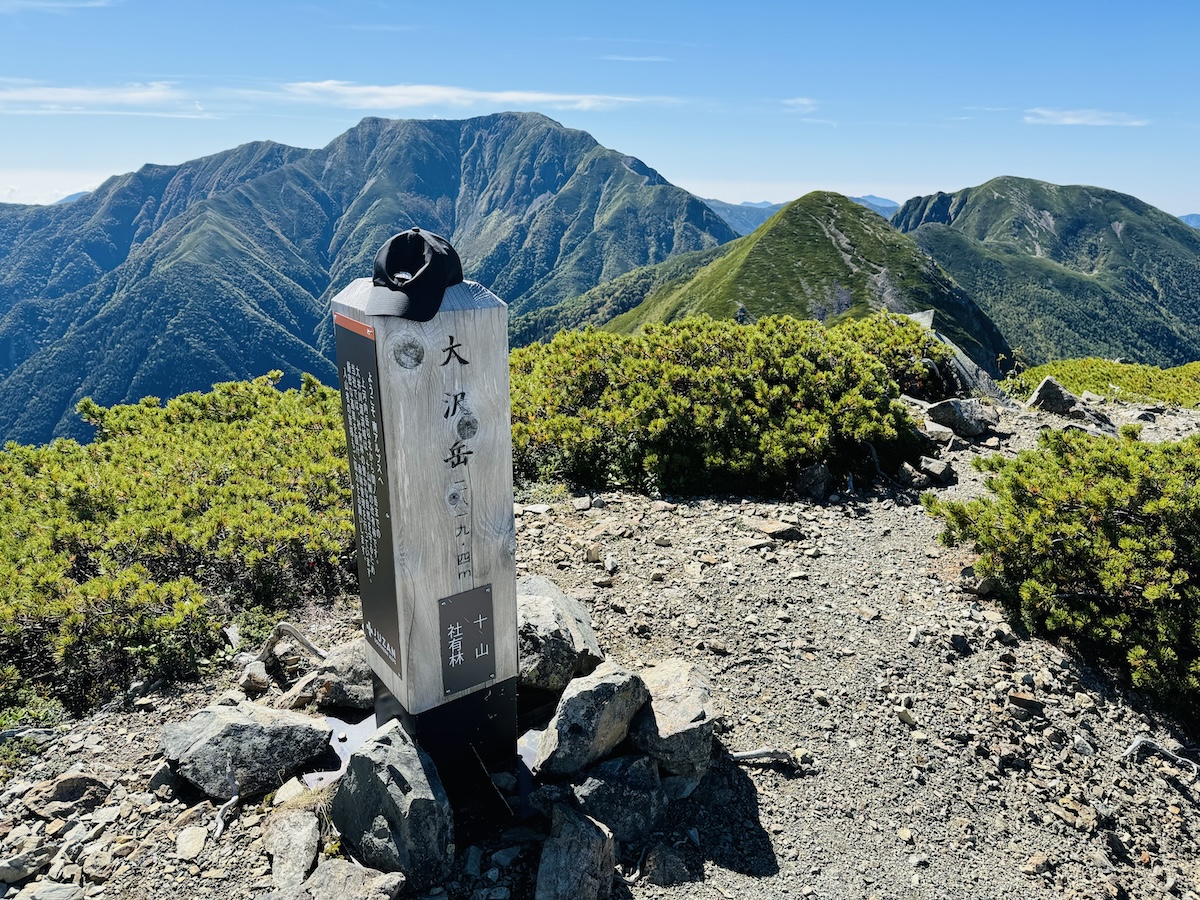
[332,279,518,714]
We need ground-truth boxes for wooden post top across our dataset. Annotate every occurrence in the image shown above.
[333,278,506,321]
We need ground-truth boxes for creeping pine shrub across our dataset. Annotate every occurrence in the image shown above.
[924,427,1200,718]
[0,372,355,713]
[833,313,956,400]
[510,313,928,494]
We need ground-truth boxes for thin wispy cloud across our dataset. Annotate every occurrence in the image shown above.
[0,81,177,106]
[1025,107,1148,126]
[274,81,654,111]
[601,55,672,63]
[0,82,190,116]
[0,0,113,11]
[781,97,819,114]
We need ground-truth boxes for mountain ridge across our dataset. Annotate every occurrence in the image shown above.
[893,176,1200,367]
[522,191,1009,374]
[0,112,736,443]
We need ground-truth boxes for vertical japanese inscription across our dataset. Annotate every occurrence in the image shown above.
[334,317,401,676]
[438,584,495,695]
[440,335,476,584]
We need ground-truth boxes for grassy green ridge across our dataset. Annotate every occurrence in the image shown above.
[0,312,944,716]
[894,176,1200,367]
[1004,358,1200,407]
[599,192,1010,374]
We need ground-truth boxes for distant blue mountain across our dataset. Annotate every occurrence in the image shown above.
[1181,214,1200,228]
[851,195,900,219]
[53,192,89,205]
[702,198,785,235]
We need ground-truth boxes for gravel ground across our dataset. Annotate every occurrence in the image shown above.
[4,398,1200,900]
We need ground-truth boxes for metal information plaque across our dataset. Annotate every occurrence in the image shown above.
[334,316,402,678]
[438,584,496,696]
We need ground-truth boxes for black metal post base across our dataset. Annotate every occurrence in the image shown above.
[373,675,518,841]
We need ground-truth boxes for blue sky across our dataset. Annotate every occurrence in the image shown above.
[2,0,1197,214]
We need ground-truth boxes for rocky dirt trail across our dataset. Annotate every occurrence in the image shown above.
[4,397,1200,900]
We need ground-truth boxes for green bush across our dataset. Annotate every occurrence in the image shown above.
[1003,357,1200,407]
[0,372,355,712]
[925,427,1200,717]
[510,313,928,493]
[832,312,956,399]
[0,312,942,715]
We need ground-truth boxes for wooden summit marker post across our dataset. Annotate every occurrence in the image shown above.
[331,228,518,785]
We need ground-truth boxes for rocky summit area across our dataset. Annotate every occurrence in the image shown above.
[4,385,1200,900]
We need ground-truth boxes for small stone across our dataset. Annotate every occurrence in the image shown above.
[572,496,592,512]
[643,842,694,886]
[272,777,309,806]
[896,707,917,727]
[175,826,207,861]
[1007,691,1045,715]
[21,773,111,820]
[0,845,55,883]
[741,517,804,541]
[897,827,914,844]
[918,456,954,484]
[492,846,521,868]
[1022,852,1052,875]
[237,661,270,694]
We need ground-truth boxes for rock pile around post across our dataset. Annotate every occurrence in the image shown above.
[0,586,715,899]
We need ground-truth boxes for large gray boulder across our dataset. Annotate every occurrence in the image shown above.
[329,720,453,890]
[534,663,649,778]
[161,702,332,800]
[517,575,604,691]
[535,805,614,900]
[629,659,716,795]
[572,755,668,847]
[1025,375,1079,415]
[925,398,998,438]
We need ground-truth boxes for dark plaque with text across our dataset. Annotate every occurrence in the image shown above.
[335,316,401,678]
[438,584,496,695]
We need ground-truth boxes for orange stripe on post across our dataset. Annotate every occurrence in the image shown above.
[334,312,375,340]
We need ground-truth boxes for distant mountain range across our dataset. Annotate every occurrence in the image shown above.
[703,195,898,235]
[3,110,1200,445]
[0,112,734,443]
[1182,214,1200,228]
[893,177,1200,367]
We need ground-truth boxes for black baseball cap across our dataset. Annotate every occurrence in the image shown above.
[371,227,464,321]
